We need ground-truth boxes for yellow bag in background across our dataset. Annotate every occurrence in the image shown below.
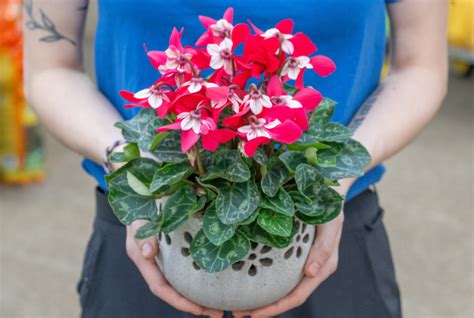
[448,0,474,50]
[0,0,44,184]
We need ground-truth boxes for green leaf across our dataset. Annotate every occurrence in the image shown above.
[106,158,160,186]
[240,221,295,248]
[150,132,169,151]
[295,164,324,199]
[279,151,306,174]
[202,149,251,183]
[296,185,343,222]
[317,140,371,179]
[306,122,352,144]
[110,152,126,163]
[107,172,157,225]
[135,221,160,240]
[160,186,200,233]
[123,143,140,161]
[253,148,269,166]
[150,163,194,193]
[237,209,259,225]
[150,131,187,163]
[309,98,335,126]
[216,179,260,225]
[115,108,163,152]
[190,229,250,273]
[203,202,236,246]
[259,188,294,216]
[257,209,293,237]
[127,171,152,196]
[261,157,289,197]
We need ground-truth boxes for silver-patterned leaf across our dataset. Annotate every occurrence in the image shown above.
[259,188,294,216]
[203,202,236,246]
[257,209,293,237]
[190,229,250,273]
[295,164,324,199]
[216,180,260,225]
[160,186,199,233]
[261,157,289,197]
[115,108,163,152]
[202,149,251,183]
[150,163,193,193]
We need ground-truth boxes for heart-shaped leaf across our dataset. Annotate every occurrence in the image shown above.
[115,108,163,152]
[257,209,293,237]
[259,188,294,216]
[190,229,250,273]
[317,140,371,180]
[295,164,324,199]
[150,163,193,193]
[240,221,296,248]
[261,157,289,197]
[150,131,187,163]
[160,186,201,233]
[279,151,306,174]
[203,202,236,246]
[216,179,260,225]
[202,149,251,183]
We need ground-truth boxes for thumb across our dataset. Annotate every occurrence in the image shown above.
[131,220,159,260]
[304,215,343,277]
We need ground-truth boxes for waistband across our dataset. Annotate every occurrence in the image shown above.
[95,187,383,232]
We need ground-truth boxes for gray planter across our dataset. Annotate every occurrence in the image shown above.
[155,199,316,311]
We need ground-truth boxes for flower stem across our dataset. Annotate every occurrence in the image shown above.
[195,147,206,176]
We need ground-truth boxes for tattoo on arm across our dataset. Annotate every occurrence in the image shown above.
[78,3,89,11]
[24,0,76,46]
[348,85,383,132]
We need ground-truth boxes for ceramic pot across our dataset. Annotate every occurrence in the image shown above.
[155,201,315,311]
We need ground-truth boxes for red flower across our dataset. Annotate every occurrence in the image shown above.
[237,116,302,156]
[157,108,235,152]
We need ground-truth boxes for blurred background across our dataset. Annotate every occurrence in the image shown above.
[0,1,473,317]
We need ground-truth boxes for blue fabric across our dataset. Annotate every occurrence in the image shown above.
[85,0,394,201]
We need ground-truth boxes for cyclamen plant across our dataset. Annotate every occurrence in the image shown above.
[106,8,371,273]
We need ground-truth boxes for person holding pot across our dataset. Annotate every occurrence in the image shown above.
[24,0,447,317]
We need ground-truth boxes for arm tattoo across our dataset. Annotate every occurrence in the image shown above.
[78,3,89,11]
[24,0,76,46]
[348,84,383,132]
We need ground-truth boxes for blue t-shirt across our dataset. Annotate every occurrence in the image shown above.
[85,0,395,201]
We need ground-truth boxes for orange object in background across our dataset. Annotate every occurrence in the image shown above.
[0,0,44,184]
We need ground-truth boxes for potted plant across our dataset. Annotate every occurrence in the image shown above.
[106,8,370,311]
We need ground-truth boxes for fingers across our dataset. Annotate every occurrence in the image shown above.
[126,224,224,317]
[129,220,159,260]
[304,213,344,277]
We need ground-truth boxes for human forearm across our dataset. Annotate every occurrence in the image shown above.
[27,68,123,163]
[350,66,447,172]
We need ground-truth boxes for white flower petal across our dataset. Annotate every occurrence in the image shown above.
[210,56,224,69]
[220,38,233,50]
[180,116,193,130]
[264,119,282,129]
[192,118,201,134]
[134,88,152,99]
[281,40,294,55]
[223,60,233,75]
[148,93,163,109]
[207,44,221,56]
[261,95,272,108]
[188,82,202,93]
[238,125,252,133]
[288,67,300,80]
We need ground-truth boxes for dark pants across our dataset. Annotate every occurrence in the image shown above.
[77,188,402,318]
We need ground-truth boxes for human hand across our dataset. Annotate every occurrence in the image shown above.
[126,220,224,317]
[233,212,344,318]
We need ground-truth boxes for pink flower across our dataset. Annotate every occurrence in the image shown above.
[242,87,272,115]
[281,56,312,80]
[260,19,295,54]
[196,7,234,46]
[120,82,175,118]
[182,77,218,93]
[207,38,234,75]
[236,116,303,157]
[157,108,236,152]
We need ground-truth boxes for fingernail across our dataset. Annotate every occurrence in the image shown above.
[308,263,319,276]
[142,242,152,257]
